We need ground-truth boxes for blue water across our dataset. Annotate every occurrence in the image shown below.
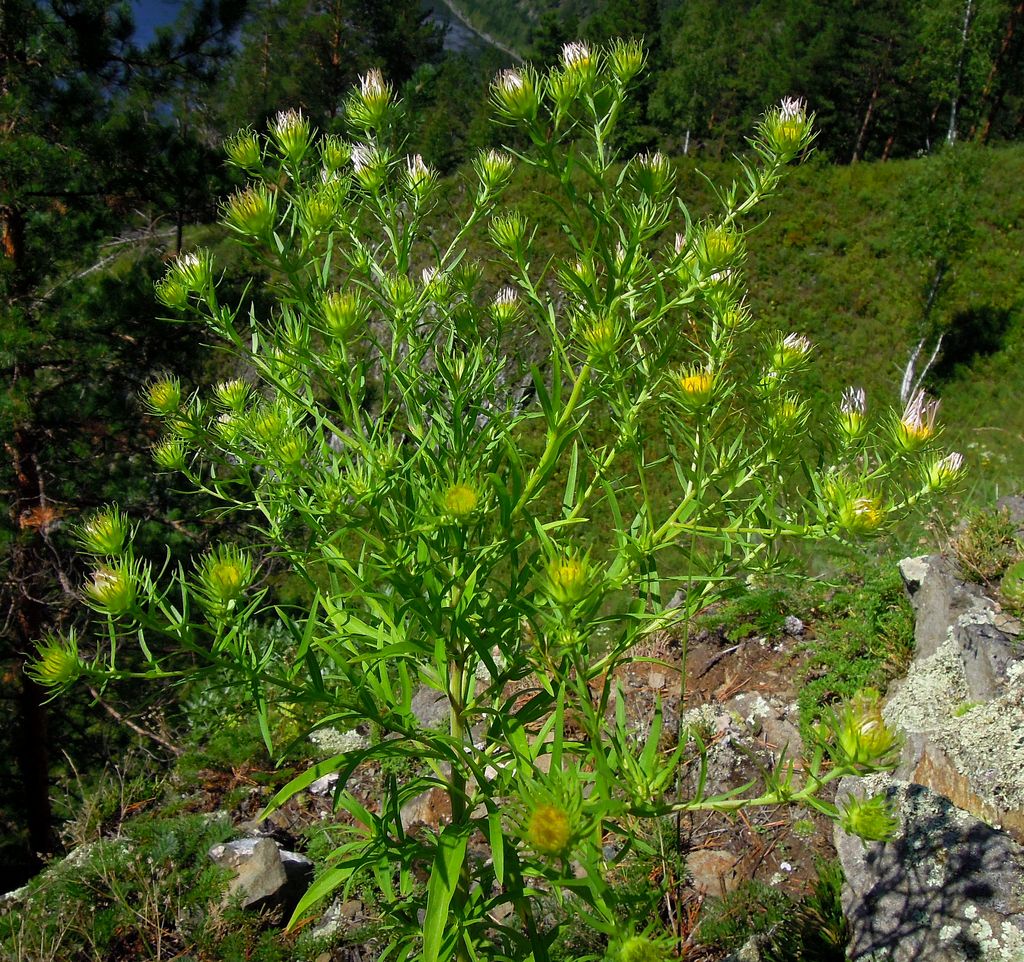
[131,0,492,57]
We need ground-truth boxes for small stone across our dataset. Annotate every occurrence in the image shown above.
[686,848,741,894]
[410,686,449,728]
[309,772,339,796]
[783,615,804,636]
[210,837,287,909]
[400,786,452,833]
[648,671,666,690]
[209,837,313,916]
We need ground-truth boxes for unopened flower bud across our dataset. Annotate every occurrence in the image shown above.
[771,333,813,373]
[320,135,351,171]
[617,934,669,962]
[223,185,276,237]
[269,109,312,164]
[214,379,251,412]
[225,128,261,170]
[248,405,288,447]
[545,553,591,607]
[155,272,189,311]
[474,149,515,193]
[320,290,368,338]
[381,273,417,315]
[631,151,673,197]
[558,258,598,299]
[761,97,814,157]
[421,267,449,300]
[299,189,339,235]
[717,303,751,332]
[79,508,130,557]
[923,451,965,492]
[579,314,619,359]
[491,67,540,122]
[769,394,806,432]
[491,286,521,324]
[347,69,394,130]
[489,211,528,258]
[895,389,940,451]
[156,250,213,308]
[607,38,646,85]
[196,545,253,616]
[350,143,389,192]
[29,631,83,690]
[840,793,899,843]
[405,154,436,201]
[153,437,188,472]
[697,225,742,270]
[836,691,899,765]
[84,561,138,617]
[837,386,867,441]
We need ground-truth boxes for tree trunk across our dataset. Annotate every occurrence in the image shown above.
[5,427,56,873]
[974,1,1024,142]
[947,0,976,146]
[851,85,879,163]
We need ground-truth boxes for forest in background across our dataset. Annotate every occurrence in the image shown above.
[2,0,1023,898]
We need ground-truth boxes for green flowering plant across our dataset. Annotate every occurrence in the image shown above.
[33,41,963,962]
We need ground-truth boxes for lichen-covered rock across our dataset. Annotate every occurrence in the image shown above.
[886,559,1024,837]
[837,778,1024,962]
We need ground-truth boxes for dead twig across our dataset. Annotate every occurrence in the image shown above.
[87,685,183,756]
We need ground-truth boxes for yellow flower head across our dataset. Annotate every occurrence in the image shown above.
[896,389,940,450]
[526,802,572,856]
[839,495,885,535]
[545,553,590,607]
[144,376,182,417]
[675,368,714,407]
[442,482,479,519]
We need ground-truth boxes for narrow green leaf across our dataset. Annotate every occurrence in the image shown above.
[487,809,505,887]
[423,825,469,962]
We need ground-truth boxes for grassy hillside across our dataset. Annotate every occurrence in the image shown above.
[744,148,1024,508]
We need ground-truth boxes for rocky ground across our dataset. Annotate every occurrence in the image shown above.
[154,611,841,961]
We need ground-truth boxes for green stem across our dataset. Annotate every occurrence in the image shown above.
[447,653,472,962]
[513,361,592,517]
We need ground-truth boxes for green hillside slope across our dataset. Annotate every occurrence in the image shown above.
[471,144,1024,515]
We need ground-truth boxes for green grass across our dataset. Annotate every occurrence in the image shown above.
[696,858,849,961]
[951,505,1024,583]
[795,565,915,742]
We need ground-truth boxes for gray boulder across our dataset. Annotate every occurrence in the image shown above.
[209,837,314,915]
[837,778,1024,962]
[837,552,1024,961]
